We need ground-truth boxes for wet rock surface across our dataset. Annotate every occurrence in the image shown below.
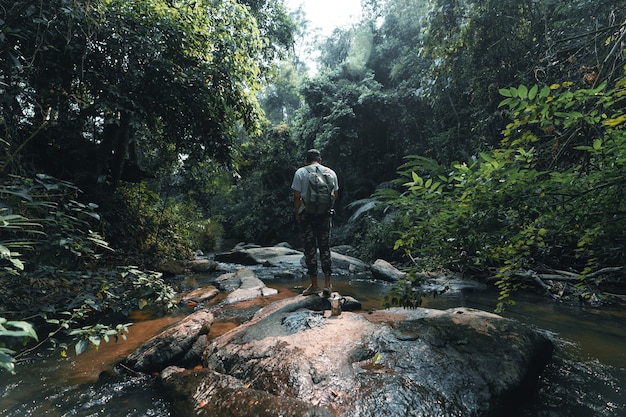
[214,245,370,277]
[370,258,406,282]
[122,309,214,373]
[160,296,553,417]
[160,366,335,417]
[121,245,554,417]
[212,268,278,304]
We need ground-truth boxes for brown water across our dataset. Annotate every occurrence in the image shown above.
[1,274,624,417]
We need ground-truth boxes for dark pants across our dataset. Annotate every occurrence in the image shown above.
[298,212,332,277]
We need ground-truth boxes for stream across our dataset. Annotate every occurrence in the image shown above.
[0,272,624,417]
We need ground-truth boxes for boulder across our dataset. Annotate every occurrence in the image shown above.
[330,244,359,257]
[214,246,302,267]
[330,252,370,274]
[212,271,241,292]
[179,335,211,368]
[214,245,370,276]
[177,276,200,292]
[180,286,219,305]
[213,268,279,304]
[420,275,489,294]
[157,260,188,276]
[187,259,218,273]
[370,258,406,282]
[160,366,334,417]
[342,295,361,311]
[121,309,214,373]
[160,296,553,417]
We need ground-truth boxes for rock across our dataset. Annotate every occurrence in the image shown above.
[157,260,188,276]
[420,275,489,295]
[212,271,240,292]
[179,335,209,368]
[213,268,278,305]
[177,276,200,292]
[371,259,406,282]
[275,241,294,248]
[342,295,361,311]
[187,259,218,273]
[180,286,219,305]
[330,252,370,274]
[280,310,326,333]
[331,244,359,257]
[215,246,302,266]
[160,296,552,417]
[234,242,261,250]
[214,245,371,276]
[160,366,335,417]
[121,309,214,373]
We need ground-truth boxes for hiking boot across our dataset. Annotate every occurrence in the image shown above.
[302,285,320,296]
[322,285,333,298]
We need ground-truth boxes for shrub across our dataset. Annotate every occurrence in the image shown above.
[380,69,626,311]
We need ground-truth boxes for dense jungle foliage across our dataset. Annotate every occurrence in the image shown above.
[1,0,625,371]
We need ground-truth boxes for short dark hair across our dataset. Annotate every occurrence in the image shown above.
[305,149,322,162]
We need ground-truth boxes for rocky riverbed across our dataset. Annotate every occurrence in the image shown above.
[120,244,554,417]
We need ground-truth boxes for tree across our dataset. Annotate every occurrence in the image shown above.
[1,0,293,188]
[223,124,301,244]
[0,0,296,367]
[258,62,304,126]
[0,173,176,366]
[290,0,624,259]
[381,63,626,310]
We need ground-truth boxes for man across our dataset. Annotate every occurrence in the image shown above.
[291,149,339,296]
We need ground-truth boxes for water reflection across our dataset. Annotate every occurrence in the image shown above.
[67,315,181,384]
[0,274,624,417]
[0,314,179,416]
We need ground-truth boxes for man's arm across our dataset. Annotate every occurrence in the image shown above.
[294,190,302,220]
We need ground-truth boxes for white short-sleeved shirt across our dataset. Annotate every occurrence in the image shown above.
[291,163,339,197]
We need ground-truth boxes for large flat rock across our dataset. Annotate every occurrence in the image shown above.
[160,296,553,417]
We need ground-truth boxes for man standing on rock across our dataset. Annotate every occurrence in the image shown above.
[291,149,339,297]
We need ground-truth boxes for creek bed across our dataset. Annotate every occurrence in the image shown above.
[1,275,624,417]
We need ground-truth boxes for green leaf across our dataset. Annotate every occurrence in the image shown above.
[75,339,89,356]
[479,152,495,163]
[499,88,513,97]
[592,139,602,150]
[517,85,528,99]
[88,334,101,347]
[0,350,16,373]
[539,85,551,98]
[528,85,538,100]
[0,320,38,340]
[411,172,423,187]
[498,97,519,108]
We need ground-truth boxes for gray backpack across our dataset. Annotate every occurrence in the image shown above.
[302,165,334,214]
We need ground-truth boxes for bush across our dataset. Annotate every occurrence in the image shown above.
[102,182,223,262]
[380,70,626,310]
[222,125,301,245]
[0,175,177,369]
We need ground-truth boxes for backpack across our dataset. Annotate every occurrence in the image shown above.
[302,165,334,214]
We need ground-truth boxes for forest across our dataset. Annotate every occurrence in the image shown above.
[1,0,625,372]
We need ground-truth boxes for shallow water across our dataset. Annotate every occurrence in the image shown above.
[0,274,624,417]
